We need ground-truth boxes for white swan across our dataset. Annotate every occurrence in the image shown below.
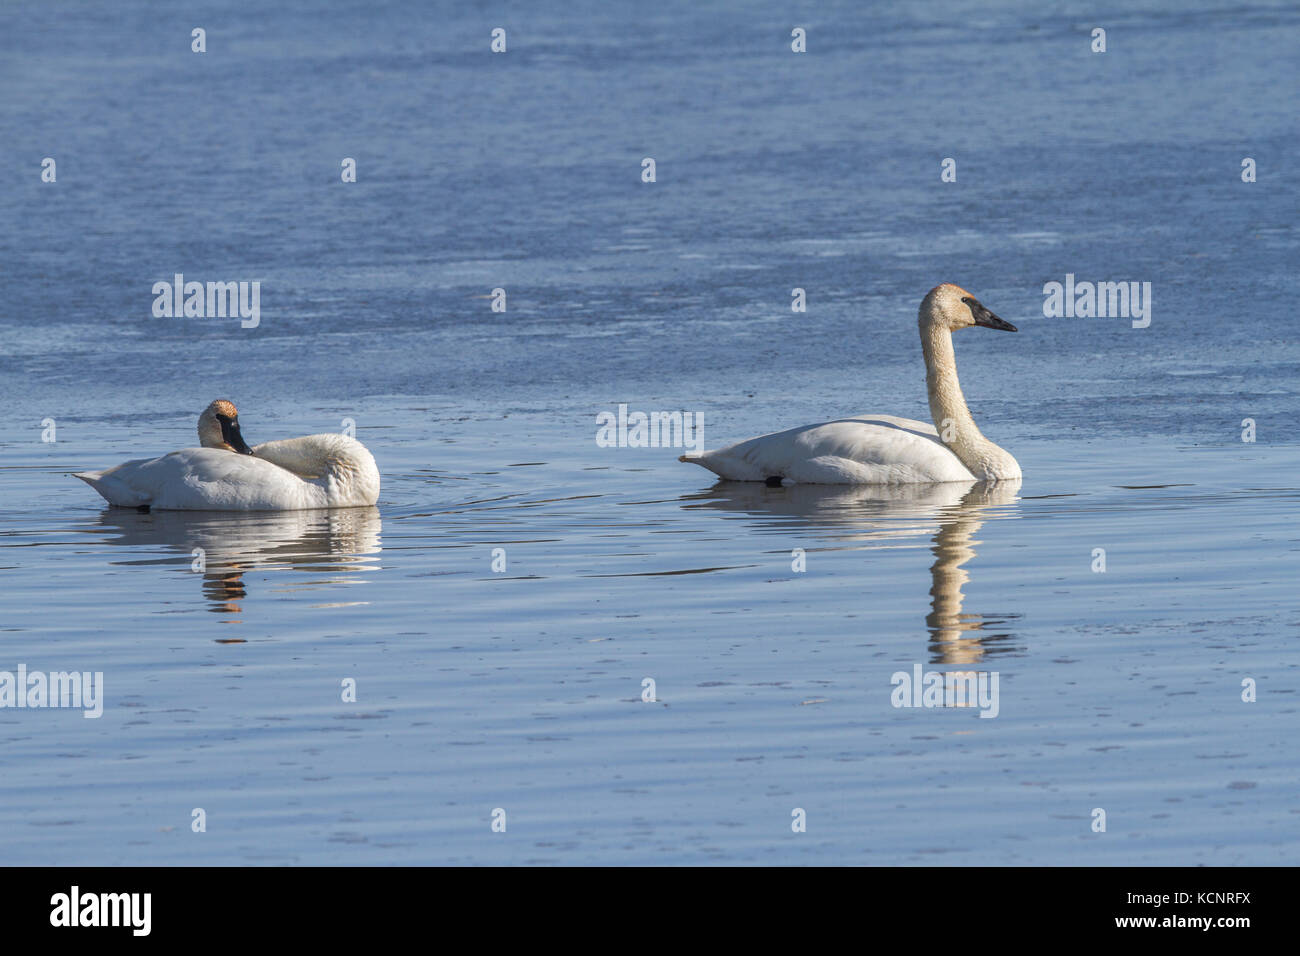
[74,400,381,510]
[680,284,1022,484]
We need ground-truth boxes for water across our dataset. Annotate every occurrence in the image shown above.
[2,0,1298,865]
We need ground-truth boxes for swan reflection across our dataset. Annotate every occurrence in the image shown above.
[683,480,1021,664]
[87,507,382,618]
[923,481,1021,665]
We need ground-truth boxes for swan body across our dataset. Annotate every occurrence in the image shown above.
[680,414,975,484]
[681,284,1022,484]
[75,400,380,510]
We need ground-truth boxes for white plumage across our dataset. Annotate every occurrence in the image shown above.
[681,414,974,484]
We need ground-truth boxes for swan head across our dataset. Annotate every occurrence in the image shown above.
[197,399,253,454]
[921,284,1017,333]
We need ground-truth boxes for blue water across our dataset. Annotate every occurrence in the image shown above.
[1,0,1298,864]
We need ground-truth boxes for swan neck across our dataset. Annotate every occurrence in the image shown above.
[919,321,1019,480]
[921,323,982,447]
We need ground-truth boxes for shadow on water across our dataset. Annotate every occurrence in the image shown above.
[83,507,382,619]
[682,479,1023,664]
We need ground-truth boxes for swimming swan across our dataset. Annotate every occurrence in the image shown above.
[74,400,381,510]
[680,284,1021,484]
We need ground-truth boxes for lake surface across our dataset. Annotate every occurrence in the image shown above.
[1,0,1297,865]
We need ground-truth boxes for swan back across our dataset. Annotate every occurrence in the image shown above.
[76,449,317,510]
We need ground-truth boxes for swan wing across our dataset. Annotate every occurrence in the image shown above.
[252,435,380,506]
[681,415,976,484]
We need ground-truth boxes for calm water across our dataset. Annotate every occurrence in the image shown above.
[1,0,1298,865]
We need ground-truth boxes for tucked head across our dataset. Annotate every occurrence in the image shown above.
[920,283,1017,333]
[197,399,253,454]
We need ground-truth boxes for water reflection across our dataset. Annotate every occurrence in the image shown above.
[924,481,1021,665]
[86,508,382,618]
[683,480,1021,663]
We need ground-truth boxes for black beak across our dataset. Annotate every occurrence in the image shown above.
[219,416,254,454]
[962,296,1017,332]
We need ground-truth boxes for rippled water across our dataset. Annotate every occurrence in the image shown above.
[2,0,1298,864]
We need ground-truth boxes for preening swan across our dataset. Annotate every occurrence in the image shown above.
[680,284,1022,484]
[74,400,381,510]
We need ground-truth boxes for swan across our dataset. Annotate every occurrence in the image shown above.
[679,284,1022,484]
[74,400,381,510]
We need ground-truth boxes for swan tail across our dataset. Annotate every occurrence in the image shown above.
[73,469,148,507]
[678,451,749,480]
